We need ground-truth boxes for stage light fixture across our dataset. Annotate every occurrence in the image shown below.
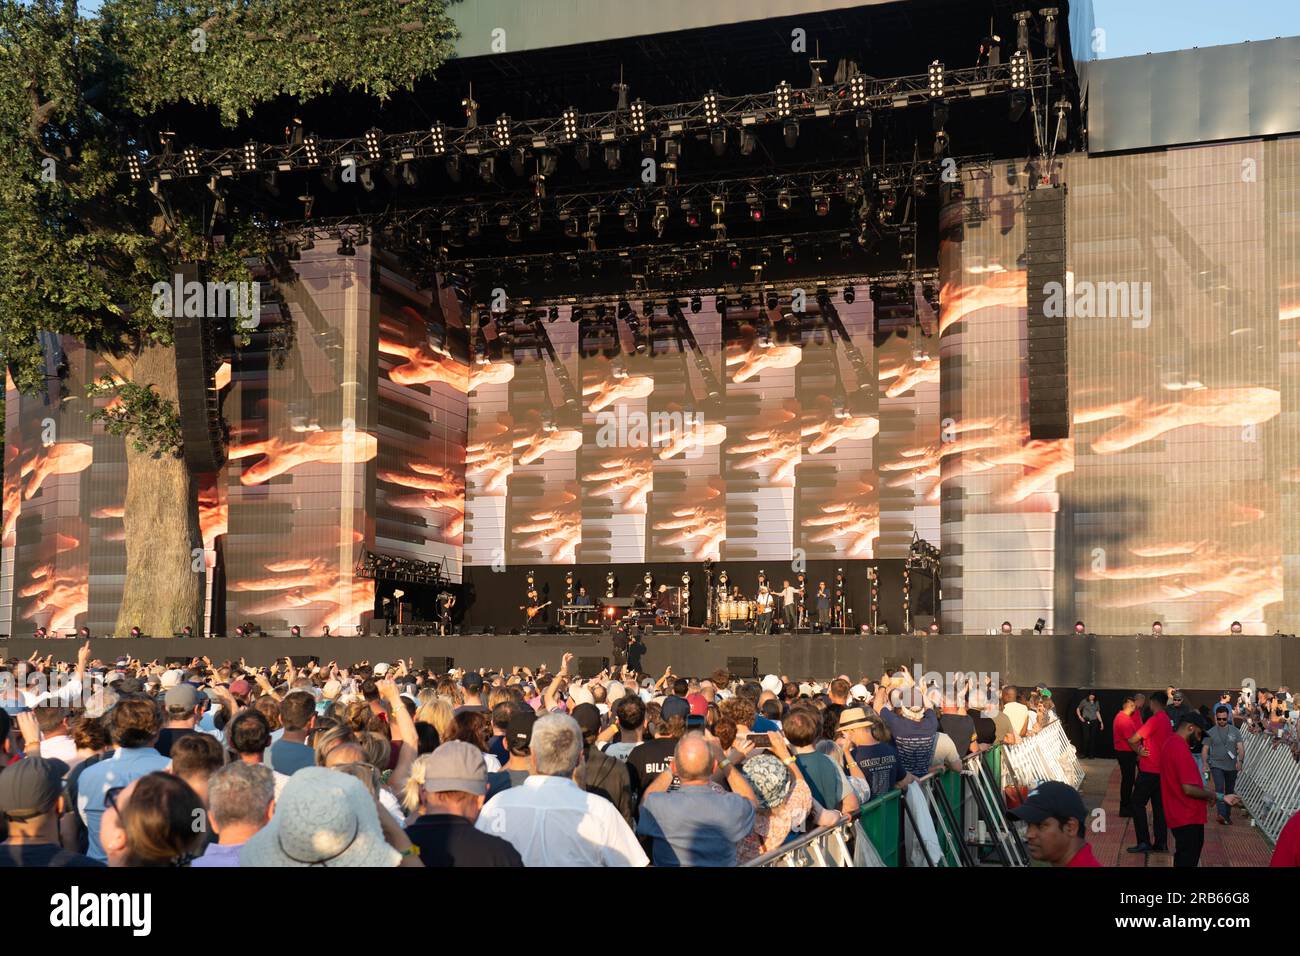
[430,122,446,155]
[933,128,949,156]
[928,60,945,98]
[765,291,779,310]
[682,200,700,227]
[495,115,511,146]
[400,162,418,187]
[242,141,258,171]
[728,247,741,269]
[548,306,559,322]
[127,153,143,181]
[747,192,764,221]
[739,130,757,155]
[506,220,521,242]
[652,202,669,236]
[783,118,799,148]
[1009,91,1027,122]
[812,189,830,216]
[1015,11,1032,51]
[587,208,601,232]
[359,166,375,191]
[850,73,868,108]
[775,80,792,117]
[478,156,495,182]
[303,135,319,165]
[364,127,383,160]
[715,294,728,313]
[1010,50,1029,89]
[630,99,646,133]
[777,188,792,211]
[710,128,727,156]
[703,91,720,124]
[182,147,199,176]
[710,195,725,218]
[562,107,578,141]
[843,285,855,304]
[1041,7,1059,50]
[783,241,797,265]
[855,111,872,139]
[740,292,753,311]
[572,305,586,321]
[563,216,579,238]
[445,153,461,182]
[467,216,481,237]
[337,235,355,256]
[617,298,632,321]
[690,295,702,313]
[913,172,928,197]
[509,146,527,176]
[574,142,592,170]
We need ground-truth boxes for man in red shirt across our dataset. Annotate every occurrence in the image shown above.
[1009,781,1101,867]
[1269,809,1300,866]
[1125,690,1171,854]
[1112,694,1143,817]
[1160,713,1240,867]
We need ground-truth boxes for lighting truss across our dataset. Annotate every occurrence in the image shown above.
[127,60,1050,183]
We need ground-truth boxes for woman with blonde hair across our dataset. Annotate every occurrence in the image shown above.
[416,697,454,742]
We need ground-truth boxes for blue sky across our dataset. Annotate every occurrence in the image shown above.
[1091,0,1298,57]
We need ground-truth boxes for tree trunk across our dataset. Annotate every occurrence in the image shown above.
[114,344,205,637]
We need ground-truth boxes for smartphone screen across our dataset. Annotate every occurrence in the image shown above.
[748,733,771,748]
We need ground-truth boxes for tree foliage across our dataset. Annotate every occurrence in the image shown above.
[0,0,459,446]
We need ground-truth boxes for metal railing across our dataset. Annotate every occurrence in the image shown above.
[744,742,1032,867]
[1235,730,1300,844]
[1000,720,1085,791]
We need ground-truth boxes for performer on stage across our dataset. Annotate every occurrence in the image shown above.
[815,581,831,630]
[436,591,456,637]
[755,586,775,634]
[521,589,551,631]
[779,578,799,633]
[573,585,595,625]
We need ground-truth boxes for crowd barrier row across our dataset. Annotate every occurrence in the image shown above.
[745,720,1083,867]
[1235,730,1300,844]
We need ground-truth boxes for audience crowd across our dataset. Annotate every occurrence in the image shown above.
[0,643,1289,868]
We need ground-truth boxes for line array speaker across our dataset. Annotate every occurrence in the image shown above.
[1024,184,1069,440]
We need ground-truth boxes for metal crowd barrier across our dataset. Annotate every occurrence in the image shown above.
[744,743,1029,867]
[1000,720,1085,791]
[1235,730,1300,844]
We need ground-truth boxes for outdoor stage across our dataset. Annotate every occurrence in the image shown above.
[5,632,1297,692]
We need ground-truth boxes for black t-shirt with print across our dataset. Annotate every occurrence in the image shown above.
[626,737,677,803]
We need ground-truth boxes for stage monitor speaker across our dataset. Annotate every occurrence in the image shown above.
[423,656,454,673]
[1024,184,1069,441]
[727,656,759,679]
[577,656,610,678]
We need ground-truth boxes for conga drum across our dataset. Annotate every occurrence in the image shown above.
[719,601,734,622]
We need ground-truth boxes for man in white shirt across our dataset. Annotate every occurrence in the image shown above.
[778,580,799,633]
[35,707,78,768]
[1002,686,1030,743]
[755,587,775,635]
[476,713,647,867]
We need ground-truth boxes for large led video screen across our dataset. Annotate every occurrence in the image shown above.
[462,293,941,570]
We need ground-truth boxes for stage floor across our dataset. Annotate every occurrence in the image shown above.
[4,631,1296,691]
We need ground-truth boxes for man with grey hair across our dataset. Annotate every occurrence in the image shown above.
[192,762,276,868]
[474,713,647,867]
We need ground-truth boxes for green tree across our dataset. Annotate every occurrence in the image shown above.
[0,0,458,635]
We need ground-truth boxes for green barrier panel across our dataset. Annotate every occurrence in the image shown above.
[939,769,964,866]
[857,788,902,867]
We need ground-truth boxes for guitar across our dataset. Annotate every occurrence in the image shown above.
[523,601,553,620]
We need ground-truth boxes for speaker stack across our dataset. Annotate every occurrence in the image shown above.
[1024,184,1069,441]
